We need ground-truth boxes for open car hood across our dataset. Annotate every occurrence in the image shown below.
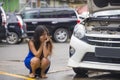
[88,0,120,14]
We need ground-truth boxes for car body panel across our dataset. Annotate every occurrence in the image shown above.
[0,2,7,41]
[7,13,22,37]
[6,13,27,44]
[68,34,120,71]
[88,0,120,14]
[68,0,120,74]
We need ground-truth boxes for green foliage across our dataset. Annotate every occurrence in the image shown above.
[0,0,19,12]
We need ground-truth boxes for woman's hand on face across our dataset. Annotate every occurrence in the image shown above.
[45,36,51,43]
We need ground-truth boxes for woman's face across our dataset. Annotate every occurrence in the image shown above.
[40,31,48,42]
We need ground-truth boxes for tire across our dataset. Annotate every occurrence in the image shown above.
[16,38,23,44]
[53,28,69,43]
[6,32,19,44]
[73,68,88,76]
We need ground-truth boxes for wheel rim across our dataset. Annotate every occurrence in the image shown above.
[6,32,18,44]
[55,29,68,42]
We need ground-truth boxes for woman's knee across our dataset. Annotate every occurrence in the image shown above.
[41,58,50,65]
[31,57,40,65]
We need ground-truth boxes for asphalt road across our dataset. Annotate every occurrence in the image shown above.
[0,42,120,80]
[0,42,71,80]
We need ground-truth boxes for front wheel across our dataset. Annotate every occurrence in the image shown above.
[53,28,69,43]
[16,38,23,44]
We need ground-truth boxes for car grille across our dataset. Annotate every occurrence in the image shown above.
[82,35,120,47]
[82,52,120,64]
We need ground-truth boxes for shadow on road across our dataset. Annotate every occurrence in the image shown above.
[73,72,120,80]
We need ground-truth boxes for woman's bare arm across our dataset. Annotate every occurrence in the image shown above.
[43,37,52,58]
[29,40,43,58]
[43,43,51,58]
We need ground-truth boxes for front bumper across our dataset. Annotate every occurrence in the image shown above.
[68,59,120,71]
[68,35,120,71]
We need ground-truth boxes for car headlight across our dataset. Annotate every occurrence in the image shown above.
[73,24,85,39]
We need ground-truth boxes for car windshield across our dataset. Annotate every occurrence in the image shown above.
[93,10,120,17]
[22,10,38,19]
[7,13,18,22]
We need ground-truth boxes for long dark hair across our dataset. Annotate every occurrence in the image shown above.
[31,25,53,53]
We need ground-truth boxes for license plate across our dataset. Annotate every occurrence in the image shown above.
[95,47,120,58]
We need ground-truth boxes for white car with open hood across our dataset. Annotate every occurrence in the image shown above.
[68,0,120,75]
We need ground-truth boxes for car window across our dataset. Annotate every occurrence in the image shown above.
[7,13,18,22]
[56,10,77,18]
[22,10,39,19]
[39,9,56,18]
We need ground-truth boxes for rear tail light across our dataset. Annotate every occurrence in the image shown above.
[77,20,80,24]
[2,21,6,26]
[1,14,6,26]
[18,21,22,29]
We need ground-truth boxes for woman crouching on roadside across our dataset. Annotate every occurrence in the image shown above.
[24,25,53,78]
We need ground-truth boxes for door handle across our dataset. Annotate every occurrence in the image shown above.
[52,21,58,24]
[32,22,38,24]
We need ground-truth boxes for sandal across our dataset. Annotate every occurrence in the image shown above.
[40,74,48,78]
[29,73,35,78]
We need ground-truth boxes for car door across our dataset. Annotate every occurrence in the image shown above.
[22,9,39,37]
[0,6,6,40]
[38,9,57,35]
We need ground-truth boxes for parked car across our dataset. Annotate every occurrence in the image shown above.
[0,2,7,42]
[6,13,27,44]
[68,0,120,75]
[21,7,78,43]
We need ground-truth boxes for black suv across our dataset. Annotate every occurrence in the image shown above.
[21,7,78,43]
[6,13,27,44]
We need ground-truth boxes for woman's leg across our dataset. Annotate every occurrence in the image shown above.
[30,57,40,77]
[40,58,50,78]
